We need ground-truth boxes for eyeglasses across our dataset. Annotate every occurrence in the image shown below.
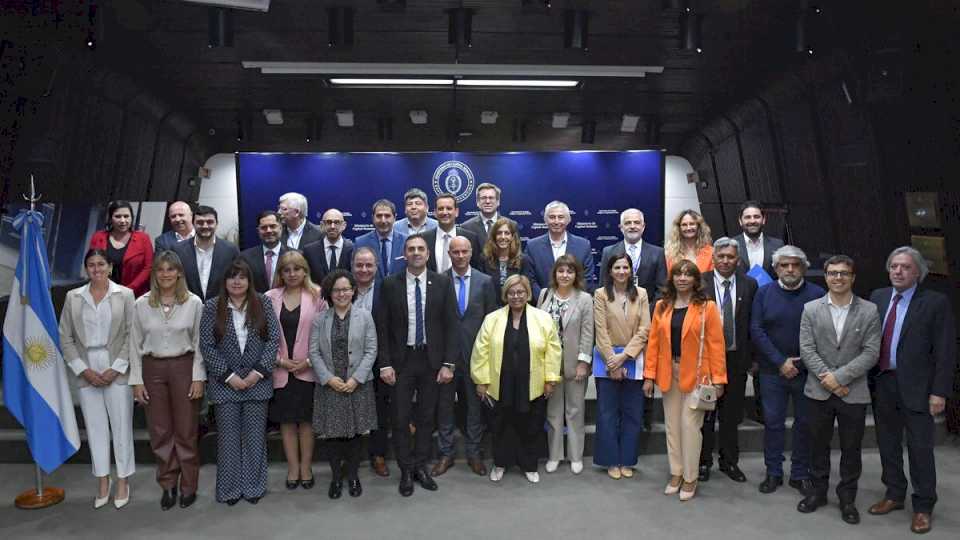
[506,290,527,298]
[826,271,853,279]
[477,196,497,202]
[331,287,354,294]
[323,220,344,226]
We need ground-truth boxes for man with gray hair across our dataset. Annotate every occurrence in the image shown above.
[867,247,956,534]
[394,188,438,236]
[278,192,323,249]
[599,208,667,305]
[524,200,596,297]
[750,245,824,495]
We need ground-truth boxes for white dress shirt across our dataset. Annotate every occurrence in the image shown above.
[286,221,305,249]
[323,236,345,267]
[550,232,568,261]
[224,301,265,383]
[482,213,501,233]
[745,233,764,269]
[406,271,428,345]
[194,238,215,297]
[434,227,457,273]
[827,294,853,341]
[625,239,643,273]
[70,282,128,375]
[713,271,738,314]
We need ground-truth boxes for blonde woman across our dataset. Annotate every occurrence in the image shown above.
[664,209,714,274]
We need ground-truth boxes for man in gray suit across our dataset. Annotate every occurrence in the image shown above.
[797,255,881,525]
[431,236,498,478]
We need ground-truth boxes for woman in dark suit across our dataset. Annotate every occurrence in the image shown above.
[88,200,154,297]
[199,259,279,505]
[310,269,378,499]
[478,218,535,303]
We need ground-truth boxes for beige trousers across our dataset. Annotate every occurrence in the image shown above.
[662,361,706,483]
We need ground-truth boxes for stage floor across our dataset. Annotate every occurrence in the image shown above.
[2,444,958,540]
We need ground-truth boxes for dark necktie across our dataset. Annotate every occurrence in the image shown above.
[485,219,494,233]
[380,238,389,277]
[722,279,735,350]
[457,275,467,316]
[328,245,337,271]
[877,294,903,371]
[415,277,425,346]
[264,250,274,288]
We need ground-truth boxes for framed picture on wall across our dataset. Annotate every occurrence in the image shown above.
[905,192,941,229]
[910,235,950,276]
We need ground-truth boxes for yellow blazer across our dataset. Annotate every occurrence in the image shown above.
[471,305,562,402]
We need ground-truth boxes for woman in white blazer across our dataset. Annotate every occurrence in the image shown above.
[536,255,594,474]
[59,249,137,509]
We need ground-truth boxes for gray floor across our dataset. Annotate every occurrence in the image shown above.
[1,444,959,540]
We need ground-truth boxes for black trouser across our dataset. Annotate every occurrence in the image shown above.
[701,367,748,467]
[368,377,393,459]
[492,397,547,473]
[326,436,362,481]
[872,371,938,513]
[392,349,440,470]
[808,395,867,504]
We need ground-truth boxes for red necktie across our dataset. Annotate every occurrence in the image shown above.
[877,294,902,371]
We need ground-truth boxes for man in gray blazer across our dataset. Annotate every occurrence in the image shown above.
[797,255,881,525]
[432,236,499,477]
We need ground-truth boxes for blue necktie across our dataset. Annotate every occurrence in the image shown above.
[457,275,467,316]
[380,238,389,277]
[415,277,425,346]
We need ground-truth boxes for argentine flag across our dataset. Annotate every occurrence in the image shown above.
[2,209,80,472]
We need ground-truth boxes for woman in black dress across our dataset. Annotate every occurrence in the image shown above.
[265,251,326,490]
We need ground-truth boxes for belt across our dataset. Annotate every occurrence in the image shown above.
[144,351,194,361]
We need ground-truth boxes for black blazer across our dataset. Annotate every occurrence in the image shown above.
[869,286,957,412]
[734,233,784,279]
[281,221,324,251]
[598,240,668,304]
[421,226,482,272]
[239,244,293,293]
[301,238,354,286]
[702,270,758,374]
[460,214,516,248]
[173,238,240,302]
[445,268,499,370]
[376,270,460,372]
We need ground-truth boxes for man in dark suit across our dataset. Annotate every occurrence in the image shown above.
[735,200,785,280]
[154,201,195,252]
[278,192,323,250]
[460,182,514,247]
[354,199,407,282]
[698,237,758,484]
[525,200,596,298]
[598,208,667,304]
[421,193,482,273]
[431,236,498,478]
[172,205,239,302]
[867,247,956,535]
[239,210,290,293]
[302,208,353,285]
[377,234,460,497]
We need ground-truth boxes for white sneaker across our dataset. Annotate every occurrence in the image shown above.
[525,472,540,483]
[489,467,505,482]
[545,460,559,473]
[570,461,584,474]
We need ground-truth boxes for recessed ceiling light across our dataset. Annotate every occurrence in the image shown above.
[457,79,579,87]
[329,78,453,85]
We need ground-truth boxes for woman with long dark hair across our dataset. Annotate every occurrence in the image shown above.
[88,200,154,297]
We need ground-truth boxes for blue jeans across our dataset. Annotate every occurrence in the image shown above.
[758,372,811,479]
[592,378,645,467]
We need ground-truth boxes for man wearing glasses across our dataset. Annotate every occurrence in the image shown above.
[461,182,515,247]
[797,255,881,525]
[303,208,354,285]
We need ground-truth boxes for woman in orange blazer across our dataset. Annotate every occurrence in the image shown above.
[643,259,726,502]
[88,200,154,297]
[266,251,326,490]
[664,209,713,274]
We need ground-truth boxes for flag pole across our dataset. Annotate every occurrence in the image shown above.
[14,176,65,510]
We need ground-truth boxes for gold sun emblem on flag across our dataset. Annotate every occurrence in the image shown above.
[23,337,54,371]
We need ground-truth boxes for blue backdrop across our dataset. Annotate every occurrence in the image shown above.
[236,151,665,263]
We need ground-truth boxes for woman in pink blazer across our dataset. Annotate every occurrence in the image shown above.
[266,251,327,490]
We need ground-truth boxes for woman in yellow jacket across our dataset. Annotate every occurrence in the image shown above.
[643,259,727,502]
[472,274,562,484]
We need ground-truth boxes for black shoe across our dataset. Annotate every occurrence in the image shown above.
[161,488,178,511]
[790,478,814,495]
[245,496,261,505]
[841,503,860,524]
[719,462,747,483]
[759,475,783,494]
[398,469,414,497]
[300,475,315,490]
[698,465,711,482]
[328,481,343,499]
[797,494,827,513]
[414,467,438,491]
[788,478,803,491]
[348,479,362,497]
[178,492,197,509]
[225,498,240,506]
[286,478,300,490]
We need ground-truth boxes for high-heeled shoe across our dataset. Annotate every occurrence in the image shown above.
[285,477,300,490]
[113,482,130,509]
[300,472,315,490]
[94,477,112,509]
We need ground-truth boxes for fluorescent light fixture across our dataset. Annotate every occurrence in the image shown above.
[552,113,570,128]
[329,78,453,85]
[243,62,662,78]
[409,110,428,125]
[262,109,283,125]
[335,110,354,127]
[620,114,640,133]
[457,79,578,87]
[183,0,271,12]
[480,111,498,124]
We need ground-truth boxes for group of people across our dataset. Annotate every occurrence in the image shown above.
[58,186,954,535]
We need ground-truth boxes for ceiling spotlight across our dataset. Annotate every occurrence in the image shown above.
[208,7,235,48]
[620,114,640,133]
[409,110,428,125]
[336,110,354,127]
[552,113,570,128]
[327,7,354,48]
[305,116,319,142]
[563,9,590,50]
[680,11,702,52]
[448,8,474,48]
[262,109,283,125]
[235,115,247,141]
[480,111,499,124]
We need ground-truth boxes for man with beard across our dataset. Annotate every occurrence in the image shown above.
[735,201,784,280]
[239,210,290,293]
[598,208,667,307]
[172,205,240,302]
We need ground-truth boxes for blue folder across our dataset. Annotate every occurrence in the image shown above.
[747,264,774,287]
[593,346,643,379]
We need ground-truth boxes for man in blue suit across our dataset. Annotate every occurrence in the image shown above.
[525,200,596,298]
[353,199,407,281]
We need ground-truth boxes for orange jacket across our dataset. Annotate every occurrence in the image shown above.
[666,245,714,275]
[643,299,727,393]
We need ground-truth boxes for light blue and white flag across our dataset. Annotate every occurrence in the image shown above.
[2,210,80,473]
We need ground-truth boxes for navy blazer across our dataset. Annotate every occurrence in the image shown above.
[301,238,355,286]
[199,294,279,404]
[445,268,499,370]
[239,244,293,293]
[173,238,241,302]
[735,233,784,280]
[154,230,188,253]
[354,229,408,282]
[869,286,957,411]
[598,240,668,305]
[525,232,596,298]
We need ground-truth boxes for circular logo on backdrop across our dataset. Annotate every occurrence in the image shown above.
[432,161,475,203]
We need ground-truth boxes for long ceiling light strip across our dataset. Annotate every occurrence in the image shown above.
[456,79,579,87]
[329,78,454,85]
[243,61,661,78]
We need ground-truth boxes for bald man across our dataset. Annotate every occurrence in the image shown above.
[154,201,196,252]
[303,208,354,285]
